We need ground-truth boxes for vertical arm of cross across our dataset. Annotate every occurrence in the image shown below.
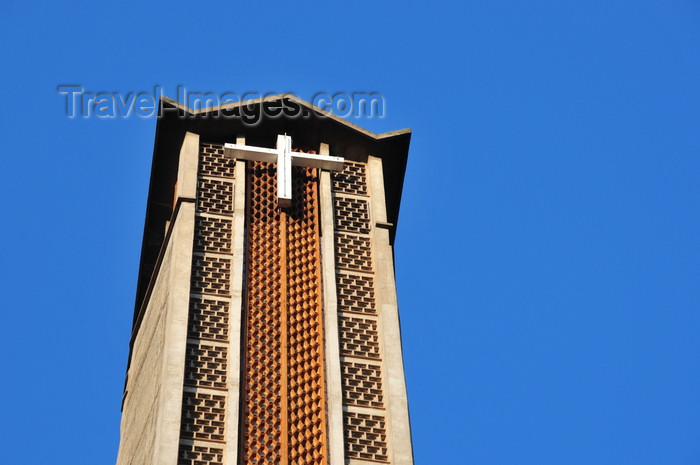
[277,135,293,208]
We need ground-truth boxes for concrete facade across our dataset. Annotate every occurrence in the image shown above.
[116,96,414,465]
[117,195,195,465]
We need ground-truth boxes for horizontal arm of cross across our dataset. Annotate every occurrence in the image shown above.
[223,143,278,163]
[290,152,344,171]
[224,143,344,171]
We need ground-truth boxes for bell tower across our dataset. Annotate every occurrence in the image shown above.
[115,95,414,465]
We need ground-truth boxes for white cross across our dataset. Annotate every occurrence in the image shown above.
[224,135,344,207]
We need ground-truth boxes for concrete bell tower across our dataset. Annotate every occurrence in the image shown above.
[115,95,414,465]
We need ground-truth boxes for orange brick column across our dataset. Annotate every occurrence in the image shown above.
[241,161,329,465]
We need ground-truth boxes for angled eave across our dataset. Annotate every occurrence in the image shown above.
[162,93,412,142]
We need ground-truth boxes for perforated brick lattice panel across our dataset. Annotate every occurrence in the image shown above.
[337,272,376,315]
[341,361,384,408]
[178,443,224,465]
[184,343,228,390]
[191,256,231,297]
[180,392,226,442]
[242,160,329,465]
[200,143,235,179]
[242,162,283,464]
[331,160,368,196]
[194,216,233,254]
[334,197,371,234]
[286,167,328,464]
[175,142,234,464]
[332,160,395,463]
[188,297,229,342]
[339,314,381,360]
[197,178,233,216]
[344,412,389,462]
[335,232,373,272]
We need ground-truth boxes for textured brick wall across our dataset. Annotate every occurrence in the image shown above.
[241,159,329,465]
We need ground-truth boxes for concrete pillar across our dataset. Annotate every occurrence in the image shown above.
[367,155,415,465]
[175,132,199,199]
[225,136,247,465]
[318,142,346,465]
[152,134,199,465]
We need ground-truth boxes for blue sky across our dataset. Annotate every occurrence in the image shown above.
[1,1,699,464]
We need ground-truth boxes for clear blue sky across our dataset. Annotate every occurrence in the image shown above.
[1,1,699,464]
